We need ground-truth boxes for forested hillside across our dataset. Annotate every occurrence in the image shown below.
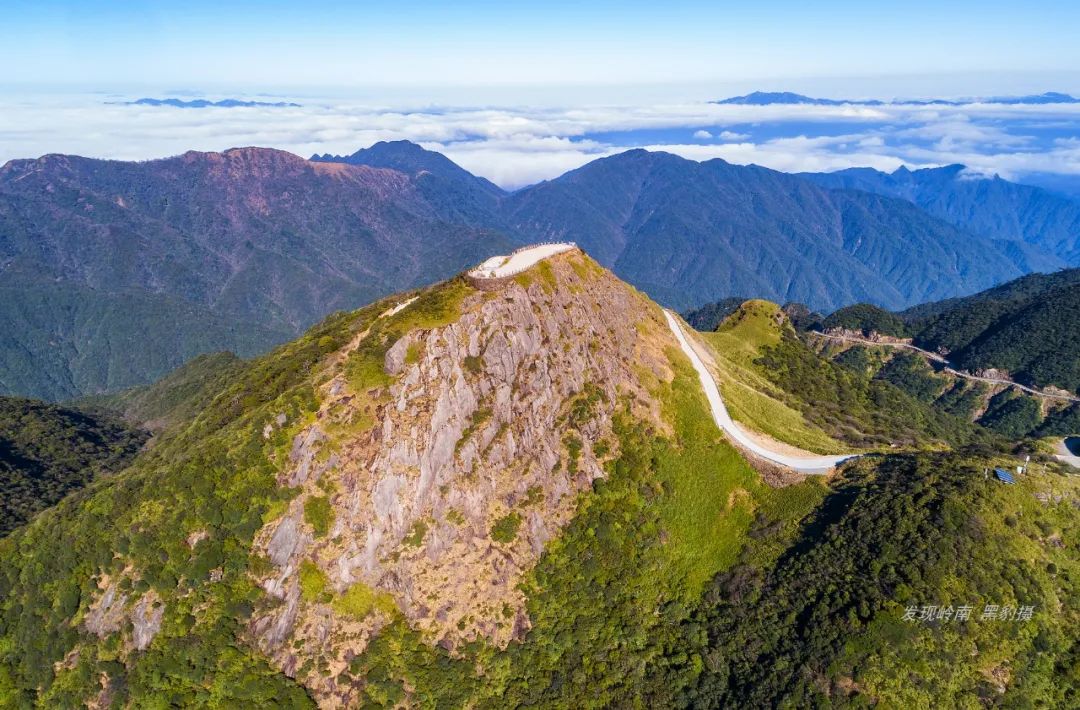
[0,397,146,536]
[4,142,1066,400]
[817,269,1080,395]
[1,256,1076,706]
[804,164,1080,266]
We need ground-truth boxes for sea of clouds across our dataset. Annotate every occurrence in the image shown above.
[2,91,1079,191]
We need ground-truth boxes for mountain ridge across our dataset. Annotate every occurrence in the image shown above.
[2,140,1077,400]
[1,248,1076,707]
[803,163,1080,265]
[715,90,1080,106]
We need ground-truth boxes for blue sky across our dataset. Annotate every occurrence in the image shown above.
[5,1,1080,95]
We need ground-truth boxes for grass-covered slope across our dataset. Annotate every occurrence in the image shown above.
[0,397,147,537]
[696,300,847,454]
[697,300,986,451]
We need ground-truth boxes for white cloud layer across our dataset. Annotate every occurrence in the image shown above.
[1,91,1079,189]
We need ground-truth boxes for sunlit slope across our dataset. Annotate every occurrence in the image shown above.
[697,300,848,454]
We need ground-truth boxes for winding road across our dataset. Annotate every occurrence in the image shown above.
[812,331,1080,404]
[664,310,857,474]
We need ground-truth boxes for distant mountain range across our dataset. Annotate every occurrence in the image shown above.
[802,164,1080,268]
[2,140,1079,399]
[0,147,511,398]
[715,90,1080,106]
[122,98,301,108]
[500,149,1027,309]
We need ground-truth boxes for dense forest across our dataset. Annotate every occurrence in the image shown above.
[754,331,992,449]
[674,451,1080,706]
[814,268,1080,394]
[0,397,146,536]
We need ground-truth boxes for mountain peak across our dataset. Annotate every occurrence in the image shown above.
[312,140,503,195]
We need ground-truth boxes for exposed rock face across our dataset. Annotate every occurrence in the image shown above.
[249,251,675,704]
[83,579,165,653]
[130,592,164,651]
[83,581,128,638]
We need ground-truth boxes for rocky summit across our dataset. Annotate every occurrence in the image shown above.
[246,248,673,701]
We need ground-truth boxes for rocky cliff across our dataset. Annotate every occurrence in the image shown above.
[241,249,675,703]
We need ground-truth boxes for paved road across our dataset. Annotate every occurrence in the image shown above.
[664,310,857,473]
[1057,438,1080,468]
[469,243,577,279]
[813,331,1080,403]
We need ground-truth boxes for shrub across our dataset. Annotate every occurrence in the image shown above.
[491,512,522,543]
[304,495,334,537]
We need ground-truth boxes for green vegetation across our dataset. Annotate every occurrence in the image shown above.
[463,355,483,374]
[980,391,1044,438]
[330,344,826,707]
[1038,403,1080,437]
[535,260,557,294]
[404,341,425,365]
[490,512,522,543]
[672,452,1080,707]
[458,406,493,453]
[0,282,291,401]
[756,329,991,449]
[299,560,331,603]
[823,302,910,337]
[333,582,397,621]
[75,352,245,432]
[1,263,1076,708]
[874,351,946,402]
[682,296,749,332]
[915,281,1080,394]
[403,519,429,547]
[698,301,847,454]
[935,379,988,420]
[820,270,1080,395]
[0,397,147,536]
[345,278,473,392]
[0,301,366,706]
[303,495,334,537]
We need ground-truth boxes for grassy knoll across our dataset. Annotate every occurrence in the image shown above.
[697,300,849,454]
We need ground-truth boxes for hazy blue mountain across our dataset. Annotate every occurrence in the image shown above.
[311,140,510,230]
[802,164,1080,265]
[714,90,1079,106]
[0,139,1067,400]
[981,91,1080,104]
[125,98,301,108]
[714,91,882,106]
[313,140,503,197]
[505,150,1025,311]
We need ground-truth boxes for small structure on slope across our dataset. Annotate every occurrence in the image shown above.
[466,242,577,289]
